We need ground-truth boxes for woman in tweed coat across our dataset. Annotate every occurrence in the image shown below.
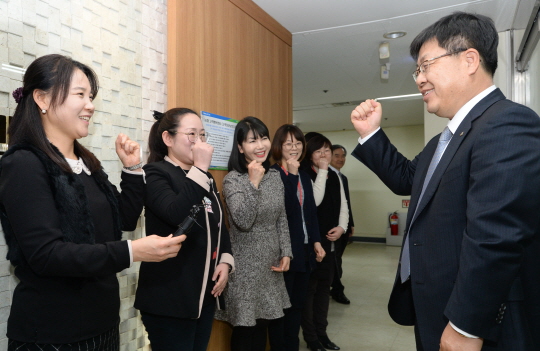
[215,116,292,351]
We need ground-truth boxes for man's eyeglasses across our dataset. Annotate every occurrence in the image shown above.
[169,130,209,142]
[283,142,303,150]
[412,48,467,82]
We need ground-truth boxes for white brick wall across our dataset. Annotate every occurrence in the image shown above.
[0,0,168,349]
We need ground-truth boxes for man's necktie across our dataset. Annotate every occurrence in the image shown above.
[400,127,453,283]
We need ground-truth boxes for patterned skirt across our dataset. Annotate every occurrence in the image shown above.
[8,324,119,351]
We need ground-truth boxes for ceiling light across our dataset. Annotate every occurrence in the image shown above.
[383,31,407,39]
[375,93,422,101]
[292,93,422,111]
[379,42,389,59]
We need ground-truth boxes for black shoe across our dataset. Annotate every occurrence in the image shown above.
[331,291,350,305]
[318,337,340,350]
[307,340,326,351]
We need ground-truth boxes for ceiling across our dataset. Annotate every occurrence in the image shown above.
[252,0,534,132]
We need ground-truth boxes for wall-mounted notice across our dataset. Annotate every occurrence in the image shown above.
[201,111,239,170]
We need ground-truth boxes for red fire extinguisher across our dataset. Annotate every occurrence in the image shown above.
[389,211,399,235]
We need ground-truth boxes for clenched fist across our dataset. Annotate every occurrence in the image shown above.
[351,99,383,139]
[192,138,214,172]
[248,160,265,188]
[317,156,329,170]
[116,133,141,170]
[286,157,300,175]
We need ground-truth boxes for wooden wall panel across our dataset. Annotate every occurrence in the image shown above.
[168,0,205,109]
[229,0,292,46]
[167,1,292,350]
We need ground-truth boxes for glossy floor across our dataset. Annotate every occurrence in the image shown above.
[299,242,416,351]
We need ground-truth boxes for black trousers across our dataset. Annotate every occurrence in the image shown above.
[140,301,215,351]
[301,251,336,342]
[230,319,271,351]
[268,249,312,351]
[331,232,349,294]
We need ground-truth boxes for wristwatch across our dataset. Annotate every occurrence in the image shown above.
[123,162,143,171]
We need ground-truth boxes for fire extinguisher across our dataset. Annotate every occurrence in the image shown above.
[389,211,399,235]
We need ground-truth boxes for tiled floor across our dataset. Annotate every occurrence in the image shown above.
[299,242,416,351]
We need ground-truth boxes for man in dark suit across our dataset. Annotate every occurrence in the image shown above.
[329,144,355,304]
[350,12,540,351]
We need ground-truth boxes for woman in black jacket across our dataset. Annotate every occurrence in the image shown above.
[0,54,182,351]
[134,108,234,351]
[268,124,325,351]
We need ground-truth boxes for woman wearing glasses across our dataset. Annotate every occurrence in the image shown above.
[300,134,348,351]
[268,125,326,351]
[134,108,234,351]
[215,116,292,351]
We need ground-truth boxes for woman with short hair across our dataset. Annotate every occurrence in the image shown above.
[300,134,348,351]
[268,124,325,351]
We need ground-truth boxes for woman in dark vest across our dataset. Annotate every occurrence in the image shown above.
[300,134,349,351]
[268,124,326,351]
[0,54,183,351]
[135,108,234,351]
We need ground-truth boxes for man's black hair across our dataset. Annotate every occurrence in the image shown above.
[410,11,498,76]
[331,144,347,156]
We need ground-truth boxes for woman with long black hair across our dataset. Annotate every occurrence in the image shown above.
[0,54,182,351]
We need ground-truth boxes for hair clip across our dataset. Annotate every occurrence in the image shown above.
[153,110,164,121]
[12,87,24,104]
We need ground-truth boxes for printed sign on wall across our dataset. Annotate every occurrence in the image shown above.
[201,111,239,170]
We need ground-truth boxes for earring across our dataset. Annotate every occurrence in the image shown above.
[41,109,46,114]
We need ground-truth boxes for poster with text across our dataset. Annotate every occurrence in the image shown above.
[201,111,239,170]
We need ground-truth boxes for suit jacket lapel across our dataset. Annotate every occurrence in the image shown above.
[405,138,438,230]
[411,123,470,223]
[409,89,506,227]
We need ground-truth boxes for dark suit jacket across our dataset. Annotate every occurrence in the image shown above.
[271,164,321,272]
[353,89,540,350]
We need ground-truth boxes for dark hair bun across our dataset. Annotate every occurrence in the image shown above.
[153,110,164,121]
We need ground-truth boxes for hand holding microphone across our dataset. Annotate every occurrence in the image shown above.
[173,204,205,237]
